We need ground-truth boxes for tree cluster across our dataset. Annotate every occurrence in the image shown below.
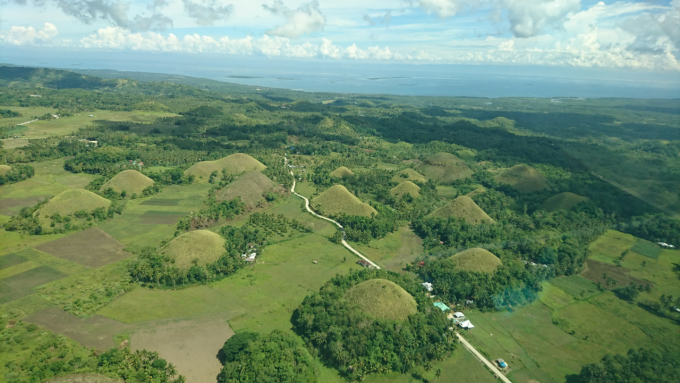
[0,164,34,185]
[575,348,680,383]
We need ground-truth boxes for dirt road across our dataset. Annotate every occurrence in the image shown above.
[456,332,512,383]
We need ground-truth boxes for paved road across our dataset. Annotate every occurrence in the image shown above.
[456,332,512,383]
[287,166,381,269]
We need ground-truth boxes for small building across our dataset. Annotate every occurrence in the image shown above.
[421,282,433,292]
[495,359,508,369]
[357,259,373,268]
[434,302,450,312]
[453,312,465,319]
[459,320,474,329]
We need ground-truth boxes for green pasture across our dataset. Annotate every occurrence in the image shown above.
[293,182,316,199]
[436,185,458,200]
[587,229,637,264]
[352,226,424,272]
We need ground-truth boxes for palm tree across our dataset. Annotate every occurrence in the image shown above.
[435,368,442,381]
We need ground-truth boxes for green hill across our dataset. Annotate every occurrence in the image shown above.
[391,181,421,198]
[495,165,548,193]
[416,152,473,183]
[428,196,493,224]
[0,164,11,176]
[184,153,266,180]
[216,171,277,206]
[345,279,417,321]
[543,192,590,212]
[450,248,502,273]
[100,170,154,195]
[391,168,426,183]
[161,230,226,270]
[37,189,110,219]
[466,187,487,198]
[311,185,377,217]
[330,166,355,179]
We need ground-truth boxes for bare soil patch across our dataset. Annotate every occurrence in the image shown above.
[43,374,123,383]
[36,228,131,268]
[0,266,67,303]
[139,199,181,206]
[130,314,234,383]
[0,195,50,215]
[582,259,651,290]
[0,253,28,270]
[139,210,186,225]
[26,306,126,350]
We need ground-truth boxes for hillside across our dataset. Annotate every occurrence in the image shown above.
[184,153,266,180]
[311,185,377,217]
[329,166,355,179]
[38,189,111,218]
[345,279,417,321]
[0,165,11,176]
[391,168,426,183]
[543,192,590,212]
[100,170,154,195]
[495,165,548,193]
[216,171,277,206]
[428,196,494,224]
[160,230,226,270]
[450,248,502,273]
[390,181,421,198]
[416,152,473,183]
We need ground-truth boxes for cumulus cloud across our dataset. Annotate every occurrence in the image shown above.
[1,22,58,45]
[182,0,233,26]
[621,0,680,54]
[263,0,325,38]
[416,0,483,18]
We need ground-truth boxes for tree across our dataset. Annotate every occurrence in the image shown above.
[218,332,259,365]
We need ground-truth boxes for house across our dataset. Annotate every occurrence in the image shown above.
[421,282,433,292]
[459,320,474,329]
[453,312,465,319]
[495,359,508,369]
[433,302,450,312]
[357,259,373,268]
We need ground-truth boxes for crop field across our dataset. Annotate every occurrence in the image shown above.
[547,275,600,300]
[130,314,234,383]
[0,195,47,216]
[35,228,131,268]
[630,239,662,259]
[587,229,637,264]
[26,306,126,350]
[139,198,181,206]
[0,265,67,303]
[138,210,187,225]
[581,259,651,290]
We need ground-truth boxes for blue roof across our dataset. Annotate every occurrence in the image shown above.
[434,302,450,311]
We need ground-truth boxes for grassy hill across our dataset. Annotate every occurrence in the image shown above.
[428,196,494,224]
[216,171,277,206]
[466,187,487,198]
[311,185,377,217]
[391,181,421,198]
[330,166,355,179]
[391,168,426,183]
[0,164,11,176]
[416,152,473,183]
[345,279,417,321]
[37,189,111,218]
[161,230,226,270]
[543,192,590,212]
[184,153,266,180]
[450,248,502,273]
[495,165,548,193]
[100,170,154,195]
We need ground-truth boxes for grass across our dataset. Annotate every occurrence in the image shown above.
[0,253,28,270]
[416,152,473,183]
[391,168,426,183]
[538,281,576,310]
[37,189,111,219]
[184,153,266,180]
[101,170,154,195]
[345,278,418,321]
[216,171,276,206]
[329,166,355,178]
[495,165,549,193]
[352,226,424,273]
[0,164,11,175]
[0,261,41,280]
[630,240,662,259]
[161,230,226,270]
[581,259,650,290]
[465,187,487,198]
[0,266,68,304]
[390,181,421,198]
[588,230,637,264]
[428,196,494,224]
[35,228,131,268]
[311,185,377,217]
[450,248,502,273]
[293,182,316,199]
[542,192,590,212]
[436,185,458,199]
[548,275,600,300]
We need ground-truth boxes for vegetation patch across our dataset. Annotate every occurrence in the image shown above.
[416,152,473,183]
[35,228,131,268]
[139,199,180,206]
[184,153,266,180]
[450,248,502,273]
[0,163,34,185]
[390,181,421,198]
[428,196,493,224]
[26,306,127,350]
[0,195,49,216]
[311,184,377,217]
[329,166,355,178]
[494,164,548,193]
[465,187,486,198]
[542,192,590,212]
[139,210,186,225]
[582,259,651,290]
[216,171,277,207]
[345,278,418,321]
[0,266,67,303]
[44,374,123,383]
[100,169,154,196]
[391,168,426,183]
[630,240,662,259]
[161,230,226,270]
[0,253,28,270]
[0,164,11,175]
[548,275,600,300]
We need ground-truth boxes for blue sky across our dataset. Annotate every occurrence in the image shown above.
[2,0,679,71]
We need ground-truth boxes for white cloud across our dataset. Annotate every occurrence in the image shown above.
[502,0,581,38]
[416,0,482,18]
[182,0,233,26]
[263,0,326,38]
[1,22,58,45]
